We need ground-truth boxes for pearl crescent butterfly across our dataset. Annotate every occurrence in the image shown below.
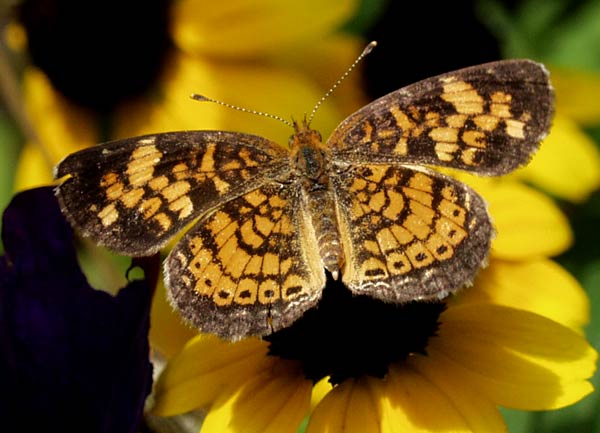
[55,52,554,340]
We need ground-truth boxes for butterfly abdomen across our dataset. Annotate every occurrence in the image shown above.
[291,125,345,279]
[305,187,344,279]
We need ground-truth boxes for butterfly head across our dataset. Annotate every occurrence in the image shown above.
[290,120,329,181]
[290,116,324,147]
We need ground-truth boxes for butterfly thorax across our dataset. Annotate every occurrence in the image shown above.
[290,122,344,279]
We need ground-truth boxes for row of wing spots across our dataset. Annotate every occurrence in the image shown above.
[158,139,273,199]
[440,77,529,137]
[95,140,163,229]
[178,189,310,309]
[100,139,278,238]
[433,78,531,166]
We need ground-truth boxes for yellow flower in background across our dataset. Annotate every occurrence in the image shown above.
[14,69,99,189]
[456,178,589,332]
[14,0,364,190]
[514,67,600,203]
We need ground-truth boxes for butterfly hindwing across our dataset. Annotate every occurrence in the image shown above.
[164,180,326,340]
[332,163,492,302]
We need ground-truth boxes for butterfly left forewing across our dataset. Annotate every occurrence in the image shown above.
[328,60,553,176]
[54,131,288,256]
[332,163,492,302]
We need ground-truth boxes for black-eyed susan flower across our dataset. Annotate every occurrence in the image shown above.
[149,178,597,432]
[149,283,595,432]
[0,187,157,431]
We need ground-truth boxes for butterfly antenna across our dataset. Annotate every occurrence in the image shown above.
[191,93,293,128]
[306,40,377,126]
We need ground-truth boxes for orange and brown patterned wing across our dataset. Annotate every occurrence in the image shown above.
[165,181,326,340]
[328,60,553,176]
[332,163,492,302]
[54,131,288,256]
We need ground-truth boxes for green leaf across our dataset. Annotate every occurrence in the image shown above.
[499,407,535,433]
[544,0,600,70]
[0,109,22,254]
[343,0,389,34]
[476,0,600,71]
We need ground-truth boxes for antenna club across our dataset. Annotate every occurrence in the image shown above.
[363,41,378,56]
[190,93,210,102]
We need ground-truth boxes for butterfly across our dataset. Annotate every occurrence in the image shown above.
[55,57,553,341]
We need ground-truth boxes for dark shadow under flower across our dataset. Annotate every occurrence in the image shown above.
[0,187,158,433]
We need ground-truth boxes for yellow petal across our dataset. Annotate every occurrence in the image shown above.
[172,0,358,58]
[112,53,221,138]
[307,377,382,433]
[408,358,508,433]
[551,66,600,125]
[17,68,99,191]
[516,114,600,203]
[4,21,27,52]
[149,279,199,359]
[460,258,590,332]
[113,51,343,146]
[433,304,597,410]
[14,142,54,191]
[23,68,97,162]
[310,377,333,411]
[380,367,473,433]
[152,335,272,415]
[466,179,572,259]
[201,365,311,433]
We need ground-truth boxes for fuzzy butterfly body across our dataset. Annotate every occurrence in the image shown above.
[55,59,553,340]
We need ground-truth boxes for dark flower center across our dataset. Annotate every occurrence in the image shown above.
[19,0,171,112]
[266,274,445,385]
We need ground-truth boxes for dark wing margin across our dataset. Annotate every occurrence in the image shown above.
[328,60,554,176]
[54,130,288,256]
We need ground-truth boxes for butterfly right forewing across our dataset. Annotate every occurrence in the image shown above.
[328,60,554,176]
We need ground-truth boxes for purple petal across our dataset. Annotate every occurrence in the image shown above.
[0,187,158,432]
